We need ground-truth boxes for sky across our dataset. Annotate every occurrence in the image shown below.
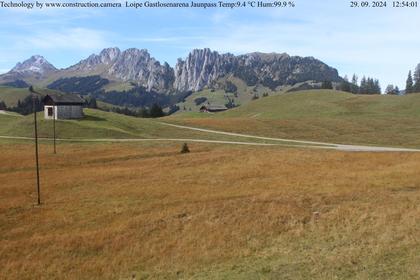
[0,0,419,88]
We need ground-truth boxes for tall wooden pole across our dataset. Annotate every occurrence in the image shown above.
[30,86,41,205]
[53,105,56,154]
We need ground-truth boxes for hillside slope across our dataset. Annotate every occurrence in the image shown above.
[0,109,279,144]
[0,86,31,107]
[168,90,420,147]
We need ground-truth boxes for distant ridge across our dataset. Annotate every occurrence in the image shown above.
[0,47,342,94]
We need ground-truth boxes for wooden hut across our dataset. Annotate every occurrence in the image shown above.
[43,94,85,120]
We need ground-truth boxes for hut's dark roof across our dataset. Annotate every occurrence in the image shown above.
[200,105,228,110]
[43,94,85,105]
[208,105,228,110]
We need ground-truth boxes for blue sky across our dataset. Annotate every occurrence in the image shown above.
[0,0,419,88]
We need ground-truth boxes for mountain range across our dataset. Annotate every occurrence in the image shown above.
[0,47,343,109]
[0,47,342,91]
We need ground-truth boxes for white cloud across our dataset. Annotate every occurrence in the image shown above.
[21,28,109,51]
[1,0,420,88]
[123,36,207,43]
[210,11,230,24]
[187,7,420,88]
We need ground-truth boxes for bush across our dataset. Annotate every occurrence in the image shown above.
[321,80,333,89]
[194,97,208,106]
[85,96,97,108]
[149,104,164,118]
[9,95,43,115]
[225,81,238,93]
[168,105,180,115]
[181,143,190,154]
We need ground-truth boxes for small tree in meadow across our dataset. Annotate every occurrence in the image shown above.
[181,143,190,154]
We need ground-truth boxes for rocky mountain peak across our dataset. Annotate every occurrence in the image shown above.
[243,52,290,63]
[99,47,121,64]
[174,48,235,92]
[11,55,57,75]
[64,47,174,93]
[174,48,341,92]
[1,47,342,95]
[68,48,121,72]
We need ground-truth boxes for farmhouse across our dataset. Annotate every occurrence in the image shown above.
[200,104,228,113]
[43,94,85,120]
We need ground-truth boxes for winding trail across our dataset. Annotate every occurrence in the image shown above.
[157,122,420,152]
[0,110,13,116]
[0,135,282,147]
[1,122,419,152]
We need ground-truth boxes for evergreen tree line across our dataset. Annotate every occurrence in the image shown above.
[405,63,420,94]
[4,95,43,115]
[47,76,109,94]
[1,94,166,118]
[338,74,381,94]
[359,77,381,94]
[101,103,165,118]
[84,94,166,118]
[0,101,6,110]
[384,84,400,95]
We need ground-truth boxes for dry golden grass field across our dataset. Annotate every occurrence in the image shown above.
[1,141,419,279]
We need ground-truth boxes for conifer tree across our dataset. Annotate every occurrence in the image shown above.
[406,71,414,94]
[373,79,381,94]
[0,101,6,110]
[385,84,395,95]
[359,76,367,94]
[339,75,351,92]
[413,64,420,93]
[351,74,359,94]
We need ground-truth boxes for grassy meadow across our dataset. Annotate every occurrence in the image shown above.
[1,89,420,279]
[0,109,303,146]
[0,142,419,279]
[175,76,277,113]
[0,86,31,107]
[169,90,420,148]
[0,86,71,107]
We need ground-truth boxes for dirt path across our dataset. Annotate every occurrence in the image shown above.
[0,110,22,117]
[1,121,419,152]
[1,134,419,152]
[0,135,297,147]
[157,122,420,152]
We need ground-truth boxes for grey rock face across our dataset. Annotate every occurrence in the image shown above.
[66,47,174,93]
[0,55,57,83]
[174,48,235,92]
[108,48,174,92]
[235,52,341,88]
[10,55,57,76]
[68,47,121,72]
[174,50,342,91]
[1,48,342,94]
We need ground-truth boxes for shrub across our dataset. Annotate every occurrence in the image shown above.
[225,81,238,93]
[181,143,190,154]
[194,97,207,106]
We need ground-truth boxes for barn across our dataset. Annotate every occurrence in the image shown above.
[43,94,85,120]
[199,104,228,113]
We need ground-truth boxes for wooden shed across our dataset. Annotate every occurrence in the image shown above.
[200,104,228,113]
[43,94,85,120]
